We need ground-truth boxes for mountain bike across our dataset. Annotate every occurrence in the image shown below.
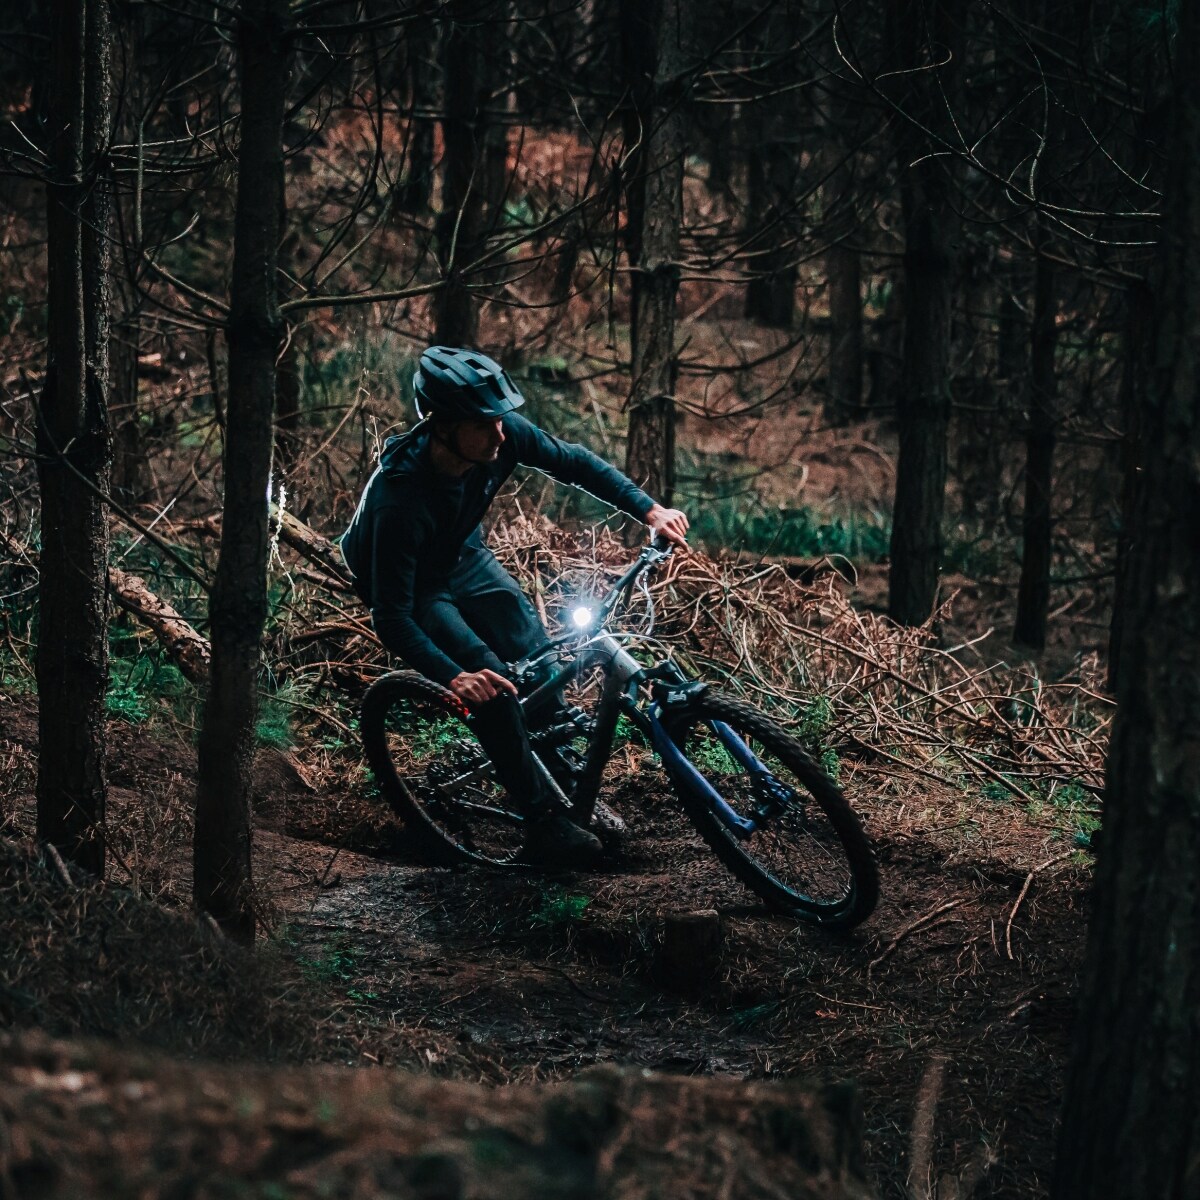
[360,536,879,929]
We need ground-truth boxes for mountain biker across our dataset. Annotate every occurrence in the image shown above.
[341,344,689,864]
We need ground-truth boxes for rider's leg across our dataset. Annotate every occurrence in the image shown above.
[436,546,568,729]
[412,592,548,805]
[460,694,601,864]
[447,546,577,724]
[463,693,554,810]
[447,545,550,655]
[413,563,600,860]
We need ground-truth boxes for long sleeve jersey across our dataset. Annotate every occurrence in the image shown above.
[339,412,655,684]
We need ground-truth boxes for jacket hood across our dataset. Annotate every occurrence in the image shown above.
[378,421,431,479]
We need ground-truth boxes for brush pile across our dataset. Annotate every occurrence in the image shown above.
[1,504,1110,815]
[263,510,1109,811]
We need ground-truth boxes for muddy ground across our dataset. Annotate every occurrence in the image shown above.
[0,694,1091,1198]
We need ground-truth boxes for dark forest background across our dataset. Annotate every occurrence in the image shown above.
[2,3,1198,1198]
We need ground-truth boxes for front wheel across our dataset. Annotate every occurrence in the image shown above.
[667,692,879,929]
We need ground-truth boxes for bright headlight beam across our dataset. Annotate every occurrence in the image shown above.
[571,606,594,630]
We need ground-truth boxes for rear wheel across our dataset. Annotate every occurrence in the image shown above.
[361,671,527,866]
[668,692,878,928]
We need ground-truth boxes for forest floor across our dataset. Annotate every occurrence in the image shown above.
[0,676,1091,1200]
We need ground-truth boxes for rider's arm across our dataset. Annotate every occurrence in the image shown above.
[503,411,656,520]
[367,505,479,686]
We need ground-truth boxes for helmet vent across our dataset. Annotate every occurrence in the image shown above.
[414,345,525,419]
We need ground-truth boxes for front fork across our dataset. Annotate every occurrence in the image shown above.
[542,642,778,839]
[645,706,759,839]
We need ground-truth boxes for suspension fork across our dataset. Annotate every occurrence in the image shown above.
[645,707,758,838]
[710,720,769,776]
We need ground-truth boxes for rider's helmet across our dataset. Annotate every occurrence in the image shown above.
[413,345,525,421]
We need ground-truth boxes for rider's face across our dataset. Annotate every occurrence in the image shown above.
[453,417,505,463]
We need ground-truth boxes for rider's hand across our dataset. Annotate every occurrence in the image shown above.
[448,668,518,707]
[645,503,689,549]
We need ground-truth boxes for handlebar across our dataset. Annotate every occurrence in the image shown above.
[510,534,674,679]
[591,533,673,626]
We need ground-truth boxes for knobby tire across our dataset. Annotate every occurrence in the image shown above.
[361,671,521,867]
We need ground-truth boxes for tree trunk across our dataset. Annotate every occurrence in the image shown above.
[434,1,501,347]
[1107,279,1152,691]
[955,249,1021,527]
[886,0,959,627]
[110,0,148,506]
[742,84,797,329]
[865,271,903,415]
[396,16,436,215]
[951,234,996,522]
[826,244,862,426]
[1013,241,1057,650]
[110,303,148,505]
[696,88,734,200]
[194,0,290,942]
[1053,8,1200,1190]
[36,0,113,877]
[996,255,1025,383]
[620,0,682,504]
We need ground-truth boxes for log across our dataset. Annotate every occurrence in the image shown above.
[269,503,352,585]
[2,531,212,686]
[7,527,363,685]
[167,508,352,593]
[108,567,211,685]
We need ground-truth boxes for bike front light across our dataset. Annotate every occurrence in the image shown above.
[571,605,594,630]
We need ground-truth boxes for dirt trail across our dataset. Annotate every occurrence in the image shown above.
[1,697,1089,1198]
[268,774,1087,1199]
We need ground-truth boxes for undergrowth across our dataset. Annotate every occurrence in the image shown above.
[0,837,338,1062]
[529,884,592,929]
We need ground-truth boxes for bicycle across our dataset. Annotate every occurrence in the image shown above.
[360,535,879,929]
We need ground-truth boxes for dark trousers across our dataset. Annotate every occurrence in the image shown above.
[414,545,555,814]
[413,542,548,675]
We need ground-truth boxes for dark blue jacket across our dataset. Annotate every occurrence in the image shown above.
[340,412,654,683]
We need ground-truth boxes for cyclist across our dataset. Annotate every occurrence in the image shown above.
[341,345,689,864]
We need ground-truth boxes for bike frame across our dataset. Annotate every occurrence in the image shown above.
[513,545,768,840]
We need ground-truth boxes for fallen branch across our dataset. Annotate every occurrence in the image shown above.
[42,842,73,888]
[270,503,353,586]
[109,567,210,685]
[869,898,967,976]
[2,533,213,687]
[908,1050,998,1199]
[1005,850,1076,960]
[909,1053,947,1200]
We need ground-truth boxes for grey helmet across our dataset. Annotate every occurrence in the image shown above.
[413,345,525,421]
